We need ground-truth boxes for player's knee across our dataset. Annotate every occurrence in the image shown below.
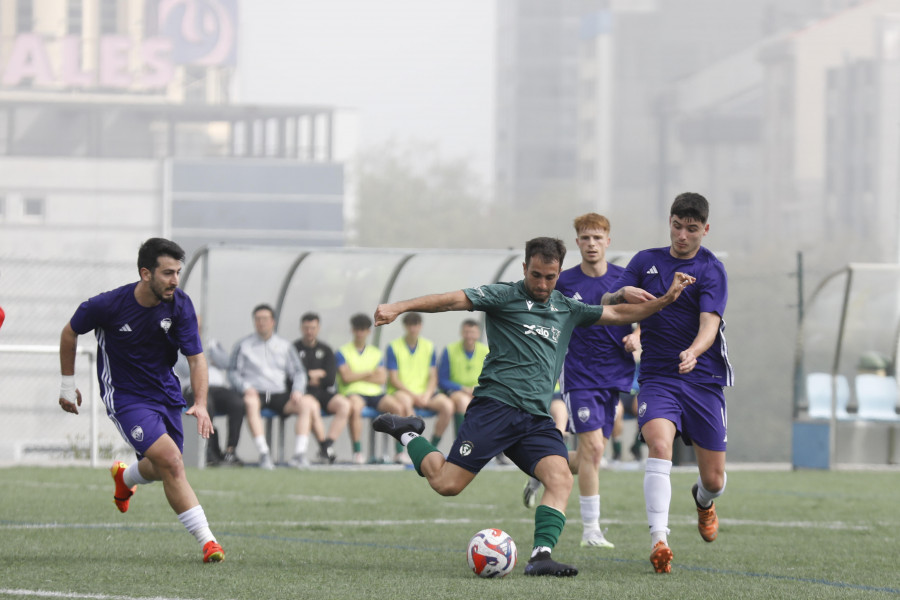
[432,480,462,496]
[543,467,574,494]
[333,398,351,417]
[645,438,673,459]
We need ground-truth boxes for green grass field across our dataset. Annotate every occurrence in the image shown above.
[1,464,898,600]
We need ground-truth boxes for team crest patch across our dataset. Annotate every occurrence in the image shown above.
[159,318,172,334]
[130,425,144,442]
[578,407,590,423]
[459,441,473,457]
[638,402,647,418]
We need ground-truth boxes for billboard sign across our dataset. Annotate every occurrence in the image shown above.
[0,0,238,91]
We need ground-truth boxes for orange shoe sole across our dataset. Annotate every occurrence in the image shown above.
[650,541,673,573]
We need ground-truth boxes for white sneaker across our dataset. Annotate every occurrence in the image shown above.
[523,477,542,509]
[288,453,310,468]
[259,453,275,470]
[394,452,412,465]
[352,452,366,465]
[581,529,615,548]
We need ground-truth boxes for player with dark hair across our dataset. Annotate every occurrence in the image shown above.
[58,237,224,563]
[604,192,733,573]
[371,236,694,577]
[523,213,639,549]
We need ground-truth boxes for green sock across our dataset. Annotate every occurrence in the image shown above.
[353,441,362,453]
[454,412,465,435]
[407,436,439,477]
[533,504,566,550]
[613,440,622,456]
[430,435,441,447]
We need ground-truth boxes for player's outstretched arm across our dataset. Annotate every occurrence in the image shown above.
[374,290,474,326]
[598,272,695,326]
[602,286,656,305]
[58,322,83,415]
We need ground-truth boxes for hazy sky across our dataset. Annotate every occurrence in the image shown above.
[237,1,495,180]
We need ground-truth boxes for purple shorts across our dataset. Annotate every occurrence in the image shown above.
[636,377,727,451]
[564,388,619,438]
[108,402,185,459]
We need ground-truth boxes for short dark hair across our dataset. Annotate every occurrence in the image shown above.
[670,192,709,224]
[525,237,566,267]
[301,312,320,324]
[350,313,372,331]
[461,319,479,329]
[137,238,185,273]
[253,304,276,319]
[402,312,422,326]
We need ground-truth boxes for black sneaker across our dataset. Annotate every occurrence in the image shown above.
[372,414,425,441]
[319,439,337,464]
[523,552,578,577]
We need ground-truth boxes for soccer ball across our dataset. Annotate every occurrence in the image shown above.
[467,528,517,578]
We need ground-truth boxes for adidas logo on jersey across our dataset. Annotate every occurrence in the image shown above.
[646,266,659,275]
[573,292,583,301]
[119,324,132,332]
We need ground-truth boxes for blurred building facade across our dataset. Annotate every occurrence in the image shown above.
[496,0,899,263]
[0,0,351,262]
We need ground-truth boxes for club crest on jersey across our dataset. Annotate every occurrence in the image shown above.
[578,407,590,423]
[131,425,144,442]
[159,318,172,334]
[459,441,474,457]
[638,402,647,418]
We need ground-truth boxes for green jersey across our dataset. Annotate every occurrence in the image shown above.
[464,280,605,417]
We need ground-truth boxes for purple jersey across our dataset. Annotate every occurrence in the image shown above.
[69,282,203,411]
[556,263,635,393]
[615,246,734,386]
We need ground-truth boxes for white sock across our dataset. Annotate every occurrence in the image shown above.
[294,434,309,456]
[644,458,672,545]
[177,505,215,546]
[400,432,420,446]
[123,462,151,487]
[531,545,551,558]
[579,495,600,534]
[695,472,727,508]
[253,435,269,455]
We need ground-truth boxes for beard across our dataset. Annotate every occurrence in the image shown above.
[149,276,175,303]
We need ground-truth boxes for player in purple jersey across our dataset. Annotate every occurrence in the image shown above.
[58,238,224,564]
[604,193,733,574]
[523,213,640,549]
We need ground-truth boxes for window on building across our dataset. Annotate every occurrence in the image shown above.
[16,0,33,33]
[184,66,208,104]
[67,0,83,35]
[100,0,118,34]
[23,196,45,218]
